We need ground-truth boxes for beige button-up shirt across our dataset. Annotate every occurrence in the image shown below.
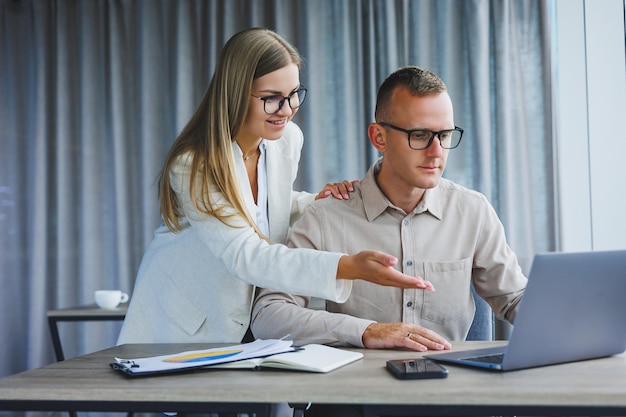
[251,158,527,347]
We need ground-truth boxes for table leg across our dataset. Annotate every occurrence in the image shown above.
[47,316,65,362]
[291,403,309,417]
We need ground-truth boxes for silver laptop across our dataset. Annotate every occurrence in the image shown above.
[425,250,626,371]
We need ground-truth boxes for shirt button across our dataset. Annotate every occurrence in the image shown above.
[404,220,409,226]
[406,260,413,266]
[406,301,413,307]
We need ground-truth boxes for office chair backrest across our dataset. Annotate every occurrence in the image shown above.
[466,285,493,341]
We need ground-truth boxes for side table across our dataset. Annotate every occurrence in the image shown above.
[47,304,127,362]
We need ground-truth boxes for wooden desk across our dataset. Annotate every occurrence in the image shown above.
[47,304,127,361]
[1,341,626,416]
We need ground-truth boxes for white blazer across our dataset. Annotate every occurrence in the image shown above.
[117,122,349,344]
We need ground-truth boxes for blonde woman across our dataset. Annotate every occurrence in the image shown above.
[118,28,431,345]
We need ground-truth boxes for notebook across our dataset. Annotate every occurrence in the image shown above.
[209,343,364,373]
[425,249,626,371]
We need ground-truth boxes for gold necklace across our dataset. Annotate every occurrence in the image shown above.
[243,150,259,161]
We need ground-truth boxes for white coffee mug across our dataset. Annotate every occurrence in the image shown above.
[94,290,129,310]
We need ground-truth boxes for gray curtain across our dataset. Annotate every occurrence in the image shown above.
[0,0,555,383]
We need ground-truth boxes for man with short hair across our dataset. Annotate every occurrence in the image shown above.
[252,65,527,356]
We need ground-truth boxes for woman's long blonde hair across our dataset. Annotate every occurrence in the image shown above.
[158,28,302,234]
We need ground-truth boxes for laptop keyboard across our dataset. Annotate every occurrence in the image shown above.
[463,353,504,364]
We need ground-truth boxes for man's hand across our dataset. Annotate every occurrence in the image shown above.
[337,251,435,290]
[315,180,359,200]
[362,322,452,352]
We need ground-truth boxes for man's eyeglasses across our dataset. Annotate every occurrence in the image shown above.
[251,87,307,115]
[378,122,464,150]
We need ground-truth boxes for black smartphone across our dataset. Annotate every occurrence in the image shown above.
[386,358,448,380]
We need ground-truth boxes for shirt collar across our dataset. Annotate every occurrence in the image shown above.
[361,158,443,221]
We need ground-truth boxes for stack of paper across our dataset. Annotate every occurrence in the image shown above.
[111,338,294,376]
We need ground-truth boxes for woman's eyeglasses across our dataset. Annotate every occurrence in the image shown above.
[251,87,307,115]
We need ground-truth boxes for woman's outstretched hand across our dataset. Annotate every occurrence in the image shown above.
[337,250,434,290]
